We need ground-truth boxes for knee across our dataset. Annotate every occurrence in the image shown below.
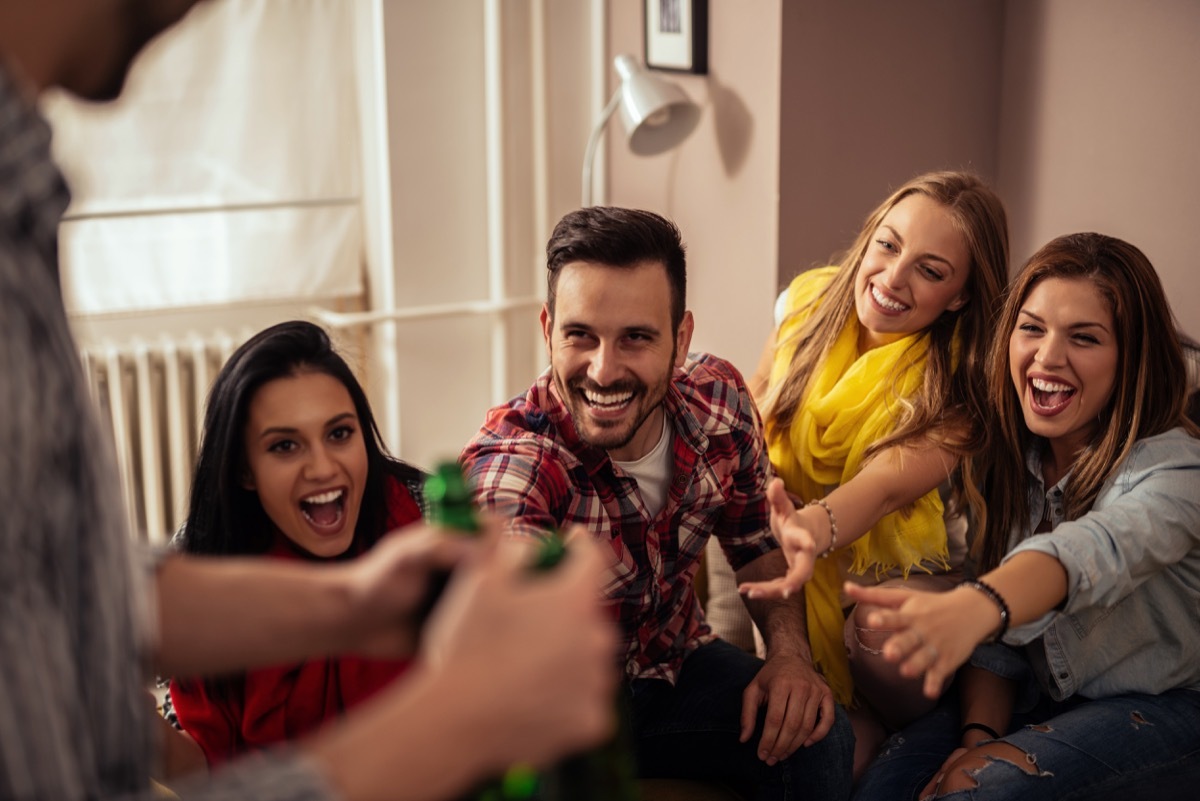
[812,702,855,763]
[779,705,855,799]
[934,752,988,795]
[846,602,890,660]
[783,703,854,767]
[850,600,879,632]
[831,700,854,742]
[933,742,1043,797]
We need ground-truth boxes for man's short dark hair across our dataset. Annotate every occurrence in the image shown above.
[545,206,687,332]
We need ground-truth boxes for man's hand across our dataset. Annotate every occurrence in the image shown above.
[328,522,482,659]
[309,534,621,801]
[739,652,836,764]
[732,542,832,763]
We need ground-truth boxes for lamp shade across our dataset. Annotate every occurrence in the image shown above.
[613,54,700,156]
[581,54,700,206]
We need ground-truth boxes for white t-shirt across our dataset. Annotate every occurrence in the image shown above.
[612,415,673,519]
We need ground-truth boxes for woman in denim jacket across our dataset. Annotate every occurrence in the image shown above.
[846,232,1200,800]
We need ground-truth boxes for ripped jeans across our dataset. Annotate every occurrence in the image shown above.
[852,688,1200,801]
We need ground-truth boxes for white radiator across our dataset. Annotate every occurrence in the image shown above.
[79,331,250,544]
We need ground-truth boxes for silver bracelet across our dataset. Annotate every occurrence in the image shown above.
[806,498,838,558]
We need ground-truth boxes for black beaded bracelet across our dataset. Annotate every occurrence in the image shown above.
[961,578,1011,642]
[960,722,1000,741]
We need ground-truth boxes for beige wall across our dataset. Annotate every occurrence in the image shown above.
[997,0,1200,338]
[606,0,784,377]
[379,1,565,466]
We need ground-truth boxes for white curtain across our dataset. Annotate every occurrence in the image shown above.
[43,0,364,318]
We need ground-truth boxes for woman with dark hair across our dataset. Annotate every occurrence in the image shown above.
[849,233,1200,800]
[169,320,427,766]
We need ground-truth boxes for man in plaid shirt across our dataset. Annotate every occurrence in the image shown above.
[462,206,853,799]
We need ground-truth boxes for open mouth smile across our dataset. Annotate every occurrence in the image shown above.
[300,488,346,531]
[1028,376,1077,415]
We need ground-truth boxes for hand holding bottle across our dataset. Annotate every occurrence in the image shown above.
[421,528,619,763]
[307,525,620,801]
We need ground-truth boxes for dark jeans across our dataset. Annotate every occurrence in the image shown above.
[629,639,854,801]
[853,688,1200,801]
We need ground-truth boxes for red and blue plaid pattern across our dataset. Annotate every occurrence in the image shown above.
[462,353,777,683]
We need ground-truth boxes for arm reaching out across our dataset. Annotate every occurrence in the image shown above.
[155,522,479,678]
[738,478,822,600]
[844,551,1068,697]
[162,531,618,801]
[740,440,959,600]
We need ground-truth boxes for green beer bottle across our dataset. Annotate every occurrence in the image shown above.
[422,462,640,801]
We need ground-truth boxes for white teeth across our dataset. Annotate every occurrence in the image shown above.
[871,285,909,312]
[1030,378,1074,392]
[583,389,633,407]
[304,489,344,504]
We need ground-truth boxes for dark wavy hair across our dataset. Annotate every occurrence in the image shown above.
[973,233,1199,571]
[177,320,423,558]
[546,206,687,333]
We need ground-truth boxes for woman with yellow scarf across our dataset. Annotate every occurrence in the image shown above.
[736,171,1009,779]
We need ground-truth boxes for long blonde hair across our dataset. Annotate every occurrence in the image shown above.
[763,171,1009,515]
[973,233,1199,572]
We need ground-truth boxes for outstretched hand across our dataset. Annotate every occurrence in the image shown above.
[842,582,1000,698]
[739,478,820,600]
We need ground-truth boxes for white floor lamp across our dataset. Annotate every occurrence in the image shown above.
[581,54,700,208]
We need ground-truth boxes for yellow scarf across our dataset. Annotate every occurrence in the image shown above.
[766,268,949,706]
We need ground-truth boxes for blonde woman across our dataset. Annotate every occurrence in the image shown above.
[736,171,1009,776]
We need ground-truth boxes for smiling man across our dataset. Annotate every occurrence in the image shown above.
[462,206,853,799]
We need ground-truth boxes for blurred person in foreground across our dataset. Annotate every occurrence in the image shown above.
[0,2,616,800]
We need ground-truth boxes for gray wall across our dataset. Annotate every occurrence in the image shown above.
[779,0,1005,280]
[776,0,1200,337]
[595,0,1200,376]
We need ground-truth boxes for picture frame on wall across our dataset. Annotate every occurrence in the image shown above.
[644,0,708,75]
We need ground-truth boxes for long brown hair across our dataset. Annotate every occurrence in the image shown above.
[763,171,1009,517]
[973,233,1199,571]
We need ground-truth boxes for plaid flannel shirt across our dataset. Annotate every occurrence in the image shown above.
[462,352,778,683]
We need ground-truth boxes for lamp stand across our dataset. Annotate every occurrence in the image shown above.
[581,90,622,208]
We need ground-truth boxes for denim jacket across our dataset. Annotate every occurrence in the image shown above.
[1000,427,1200,701]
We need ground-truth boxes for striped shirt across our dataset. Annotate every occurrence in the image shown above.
[0,66,330,801]
[462,354,777,683]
